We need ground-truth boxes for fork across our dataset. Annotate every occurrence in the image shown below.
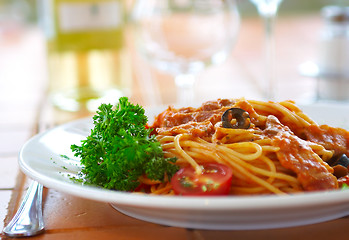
[2,181,45,237]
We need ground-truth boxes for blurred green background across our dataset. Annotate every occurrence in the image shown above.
[239,0,349,16]
[1,0,349,26]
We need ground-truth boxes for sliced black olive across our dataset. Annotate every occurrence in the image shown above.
[328,154,349,167]
[335,154,349,168]
[221,108,250,129]
[328,154,349,178]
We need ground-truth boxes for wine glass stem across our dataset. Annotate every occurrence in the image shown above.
[263,13,276,100]
[175,74,196,106]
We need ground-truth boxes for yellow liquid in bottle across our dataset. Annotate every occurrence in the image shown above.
[40,0,131,111]
[48,48,131,112]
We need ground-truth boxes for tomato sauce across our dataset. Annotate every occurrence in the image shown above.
[265,116,338,191]
[303,124,349,157]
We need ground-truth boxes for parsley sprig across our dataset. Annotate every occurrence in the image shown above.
[71,97,178,191]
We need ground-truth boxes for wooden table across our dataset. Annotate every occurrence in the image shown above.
[2,13,349,240]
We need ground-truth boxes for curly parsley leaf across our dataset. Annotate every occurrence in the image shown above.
[341,183,349,190]
[71,97,179,191]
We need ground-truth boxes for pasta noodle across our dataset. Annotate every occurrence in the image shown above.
[141,98,349,196]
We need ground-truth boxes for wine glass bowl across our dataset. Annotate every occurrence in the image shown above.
[132,0,240,105]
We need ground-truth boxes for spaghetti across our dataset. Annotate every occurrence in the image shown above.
[141,99,349,196]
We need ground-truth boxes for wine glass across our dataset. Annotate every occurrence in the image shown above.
[249,0,283,100]
[132,0,240,106]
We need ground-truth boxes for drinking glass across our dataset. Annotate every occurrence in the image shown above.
[250,0,283,100]
[132,0,240,105]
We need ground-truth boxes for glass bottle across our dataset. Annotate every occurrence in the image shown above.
[317,5,349,101]
[37,0,132,112]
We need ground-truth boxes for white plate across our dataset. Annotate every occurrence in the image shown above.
[19,103,349,230]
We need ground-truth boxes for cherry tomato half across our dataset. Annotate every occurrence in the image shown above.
[171,163,233,196]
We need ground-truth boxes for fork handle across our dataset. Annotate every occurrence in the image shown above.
[2,181,45,237]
